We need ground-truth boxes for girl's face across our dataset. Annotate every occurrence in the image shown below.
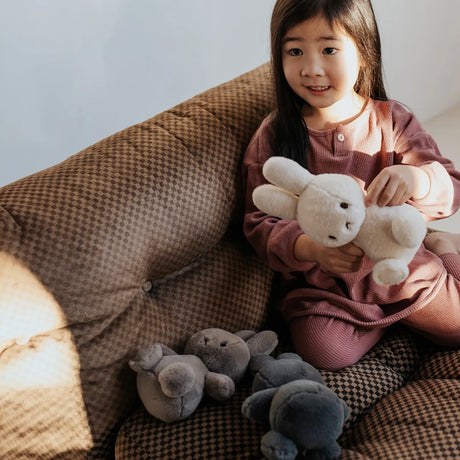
[282,15,364,128]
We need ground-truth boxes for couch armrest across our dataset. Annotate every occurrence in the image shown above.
[1,63,273,292]
[0,63,275,459]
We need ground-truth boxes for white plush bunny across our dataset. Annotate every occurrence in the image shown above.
[253,157,427,286]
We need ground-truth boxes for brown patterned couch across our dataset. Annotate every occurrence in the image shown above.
[1,63,459,460]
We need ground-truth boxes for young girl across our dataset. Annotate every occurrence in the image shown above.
[243,0,460,370]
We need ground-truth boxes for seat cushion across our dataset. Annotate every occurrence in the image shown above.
[340,379,460,459]
[115,327,452,459]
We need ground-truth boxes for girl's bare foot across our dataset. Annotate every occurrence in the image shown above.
[424,231,460,256]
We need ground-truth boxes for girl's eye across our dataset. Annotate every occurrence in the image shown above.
[323,47,337,55]
[288,48,303,56]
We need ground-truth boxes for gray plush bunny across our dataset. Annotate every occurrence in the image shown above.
[242,353,349,460]
[129,328,278,422]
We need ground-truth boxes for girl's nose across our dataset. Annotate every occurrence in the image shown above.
[301,58,325,77]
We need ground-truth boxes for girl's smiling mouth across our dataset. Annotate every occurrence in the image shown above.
[307,85,331,95]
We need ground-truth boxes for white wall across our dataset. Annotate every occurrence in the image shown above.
[1,0,459,187]
[373,0,460,120]
[0,0,276,186]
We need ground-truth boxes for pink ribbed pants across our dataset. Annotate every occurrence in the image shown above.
[289,253,460,371]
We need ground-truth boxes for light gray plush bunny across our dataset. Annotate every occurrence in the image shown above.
[129,328,278,422]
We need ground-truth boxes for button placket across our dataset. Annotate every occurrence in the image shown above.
[334,129,345,155]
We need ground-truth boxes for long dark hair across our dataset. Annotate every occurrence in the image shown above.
[270,0,387,165]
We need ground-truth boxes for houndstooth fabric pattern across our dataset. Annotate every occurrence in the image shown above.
[115,381,267,460]
[0,63,275,459]
[341,379,460,459]
[320,327,428,430]
[414,349,460,380]
[136,236,274,352]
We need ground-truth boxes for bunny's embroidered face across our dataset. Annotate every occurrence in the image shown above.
[296,174,365,247]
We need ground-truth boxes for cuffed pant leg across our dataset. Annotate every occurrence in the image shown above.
[402,270,460,348]
[289,315,385,371]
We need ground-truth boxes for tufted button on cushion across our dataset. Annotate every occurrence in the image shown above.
[142,281,153,293]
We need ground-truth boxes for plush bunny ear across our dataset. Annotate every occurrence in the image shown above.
[263,157,313,195]
[253,184,298,220]
[245,330,278,357]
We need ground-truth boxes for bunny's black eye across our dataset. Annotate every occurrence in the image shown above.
[340,202,349,209]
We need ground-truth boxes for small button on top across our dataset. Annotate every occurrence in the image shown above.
[337,133,345,142]
[142,281,153,292]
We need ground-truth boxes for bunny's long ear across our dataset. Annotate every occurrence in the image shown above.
[263,157,313,195]
[253,184,298,220]
[246,330,278,357]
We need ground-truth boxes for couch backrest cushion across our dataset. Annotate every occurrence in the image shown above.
[0,63,275,458]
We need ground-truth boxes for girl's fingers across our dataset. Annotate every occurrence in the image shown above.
[369,178,411,206]
[388,188,410,206]
[366,166,415,206]
[340,243,364,257]
[366,169,391,205]
[376,178,400,206]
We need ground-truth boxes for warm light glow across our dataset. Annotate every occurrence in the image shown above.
[0,252,68,345]
[0,251,92,456]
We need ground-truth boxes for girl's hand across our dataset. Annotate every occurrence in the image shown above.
[365,165,430,207]
[295,234,364,273]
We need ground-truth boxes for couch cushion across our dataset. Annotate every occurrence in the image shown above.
[115,385,265,460]
[341,378,460,459]
[115,327,444,459]
[0,63,275,459]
